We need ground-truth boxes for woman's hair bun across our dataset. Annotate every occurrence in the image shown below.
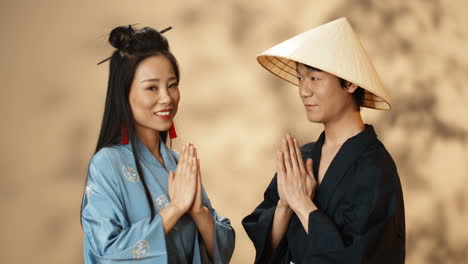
[136,27,169,52]
[109,25,135,51]
[108,25,170,55]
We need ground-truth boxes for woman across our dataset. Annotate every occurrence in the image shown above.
[242,18,405,263]
[80,25,235,264]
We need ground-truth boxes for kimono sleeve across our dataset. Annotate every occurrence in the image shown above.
[198,187,236,264]
[242,175,289,264]
[81,155,167,263]
[288,155,405,263]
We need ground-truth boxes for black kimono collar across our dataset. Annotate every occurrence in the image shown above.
[310,124,379,210]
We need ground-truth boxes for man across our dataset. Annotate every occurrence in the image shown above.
[242,17,405,264]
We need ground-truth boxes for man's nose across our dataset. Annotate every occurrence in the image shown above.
[299,82,313,97]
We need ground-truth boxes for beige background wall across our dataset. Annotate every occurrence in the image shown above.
[1,0,468,263]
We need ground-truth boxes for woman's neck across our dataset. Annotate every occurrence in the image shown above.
[135,126,162,159]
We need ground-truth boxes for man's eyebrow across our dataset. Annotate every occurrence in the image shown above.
[296,64,323,76]
[296,65,303,76]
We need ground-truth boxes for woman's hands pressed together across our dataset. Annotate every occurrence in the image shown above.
[168,143,198,214]
[160,143,198,234]
[188,147,205,216]
[167,143,206,216]
[276,135,318,233]
[164,143,215,257]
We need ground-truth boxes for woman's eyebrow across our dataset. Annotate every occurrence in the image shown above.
[140,76,177,83]
[141,78,160,83]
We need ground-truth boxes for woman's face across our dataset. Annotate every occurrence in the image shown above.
[296,63,357,124]
[129,55,180,136]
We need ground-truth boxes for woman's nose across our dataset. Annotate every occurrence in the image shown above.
[159,89,172,104]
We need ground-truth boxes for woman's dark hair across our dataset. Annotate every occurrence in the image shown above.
[82,25,180,222]
[301,64,365,111]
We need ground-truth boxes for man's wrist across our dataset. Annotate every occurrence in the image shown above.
[277,200,293,215]
[293,198,317,219]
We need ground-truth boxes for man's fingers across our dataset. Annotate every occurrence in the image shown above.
[287,135,300,174]
[282,137,293,175]
[306,158,314,177]
[276,152,285,193]
[276,151,286,175]
[294,138,306,173]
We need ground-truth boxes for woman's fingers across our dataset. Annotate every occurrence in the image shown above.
[183,144,194,178]
[170,143,202,213]
[196,157,202,182]
[169,170,175,182]
[168,170,175,194]
[178,143,188,175]
[191,147,197,179]
[193,146,200,179]
[196,159,201,189]
[182,143,189,162]
[191,156,197,176]
[175,143,199,183]
[186,146,193,177]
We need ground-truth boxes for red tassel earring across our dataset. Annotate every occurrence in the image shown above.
[169,122,177,139]
[121,125,129,144]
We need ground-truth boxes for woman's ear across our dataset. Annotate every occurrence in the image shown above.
[345,81,359,93]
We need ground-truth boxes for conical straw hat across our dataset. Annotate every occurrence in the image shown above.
[257,17,391,110]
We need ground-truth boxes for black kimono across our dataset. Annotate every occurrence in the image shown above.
[242,125,405,264]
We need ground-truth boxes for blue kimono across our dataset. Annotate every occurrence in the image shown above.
[81,138,235,263]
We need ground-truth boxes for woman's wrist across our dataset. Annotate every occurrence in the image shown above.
[166,202,186,218]
[189,206,210,222]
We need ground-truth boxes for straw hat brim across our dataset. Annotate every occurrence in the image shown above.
[256,17,391,110]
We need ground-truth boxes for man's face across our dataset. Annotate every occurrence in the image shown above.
[296,63,358,124]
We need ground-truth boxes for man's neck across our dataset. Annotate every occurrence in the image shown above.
[323,110,365,147]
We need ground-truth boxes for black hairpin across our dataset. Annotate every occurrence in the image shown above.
[97,57,112,65]
[160,26,172,34]
[97,26,173,65]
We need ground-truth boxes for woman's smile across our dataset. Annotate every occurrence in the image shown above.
[154,108,173,120]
